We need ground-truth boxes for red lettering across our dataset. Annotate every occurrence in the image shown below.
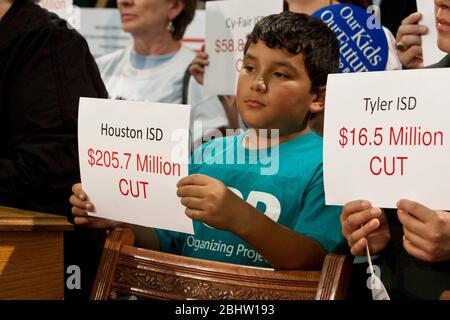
[119,178,129,196]
[118,179,149,199]
[369,156,408,176]
[370,156,382,175]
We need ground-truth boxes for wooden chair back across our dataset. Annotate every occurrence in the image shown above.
[91,228,351,300]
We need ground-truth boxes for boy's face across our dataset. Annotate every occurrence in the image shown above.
[435,0,450,53]
[236,40,322,134]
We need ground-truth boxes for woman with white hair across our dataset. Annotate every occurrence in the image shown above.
[97,0,229,146]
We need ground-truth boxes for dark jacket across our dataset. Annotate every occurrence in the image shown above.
[0,0,108,215]
[381,209,450,300]
[0,1,109,299]
[429,54,450,69]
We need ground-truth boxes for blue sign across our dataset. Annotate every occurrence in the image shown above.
[313,4,388,72]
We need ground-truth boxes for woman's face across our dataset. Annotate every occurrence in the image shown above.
[117,0,178,36]
[435,0,450,53]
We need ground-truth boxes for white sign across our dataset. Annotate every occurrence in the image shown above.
[323,69,450,210]
[416,0,446,66]
[78,98,193,234]
[182,10,206,51]
[78,8,132,58]
[204,0,283,96]
[39,0,72,13]
[39,0,80,29]
[78,9,205,58]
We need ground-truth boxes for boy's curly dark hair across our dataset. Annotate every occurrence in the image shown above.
[244,11,340,92]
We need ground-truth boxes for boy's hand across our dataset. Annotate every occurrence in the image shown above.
[69,183,121,229]
[397,199,450,262]
[341,200,390,256]
[189,45,209,85]
[177,174,245,232]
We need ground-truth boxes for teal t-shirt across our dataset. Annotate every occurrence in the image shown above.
[156,131,344,268]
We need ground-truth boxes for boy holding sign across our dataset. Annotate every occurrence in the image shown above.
[71,12,345,270]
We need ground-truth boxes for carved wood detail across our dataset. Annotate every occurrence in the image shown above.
[112,264,316,300]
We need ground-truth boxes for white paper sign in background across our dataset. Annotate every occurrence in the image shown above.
[39,0,80,28]
[182,10,206,52]
[39,0,72,10]
[324,69,450,210]
[78,98,193,234]
[416,0,446,66]
[78,9,205,57]
[78,8,132,58]
[204,0,283,96]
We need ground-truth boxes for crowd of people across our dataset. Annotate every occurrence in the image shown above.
[0,0,449,300]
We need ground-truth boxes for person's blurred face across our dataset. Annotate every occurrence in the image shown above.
[435,0,450,53]
[0,0,14,21]
[117,0,181,37]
